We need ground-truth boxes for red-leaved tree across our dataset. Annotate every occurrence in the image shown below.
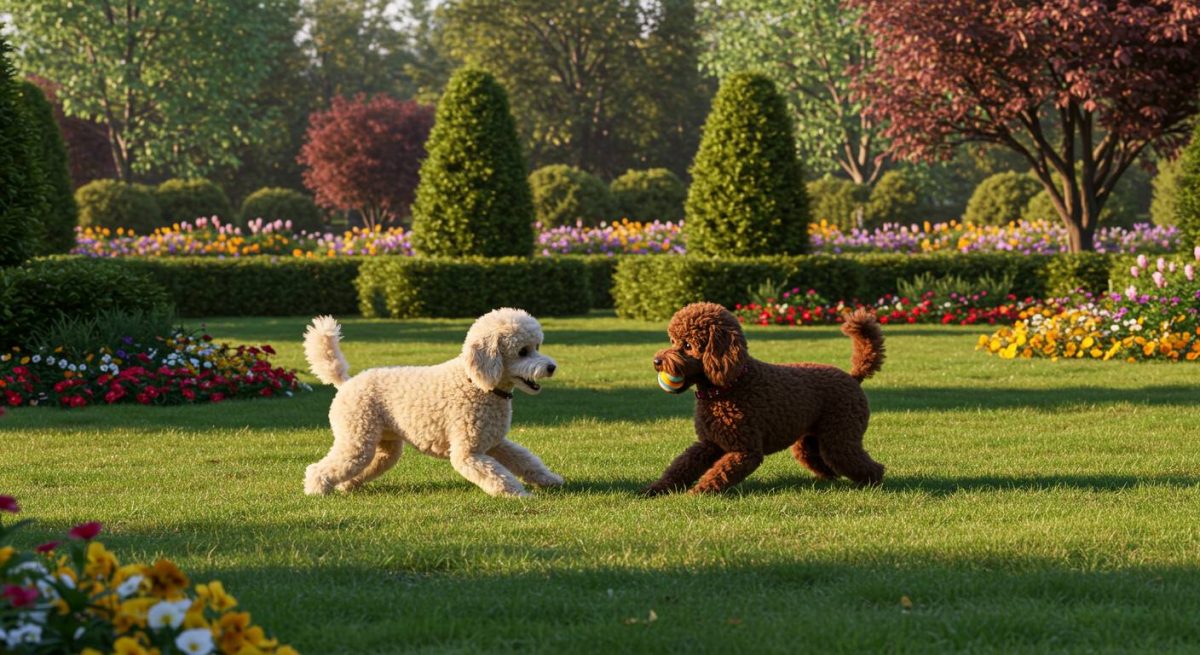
[28,76,117,188]
[853,0,1200,251]
[298,95,435,227]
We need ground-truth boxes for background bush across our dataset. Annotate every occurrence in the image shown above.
[610,168,685,221]
[529,164,615,227]
[0,33,47,268]
[17,80,76,255]
[1151,156,1182,226]
[75,180,163,234]
[807,175,867,229]
[412,68,534,257]
[864,169,925,228]
[357,257,590,318]
[155,178,233,224]
[685,72,808,256]
[239,187,323,232]
[0,258,169,348]
[1173,123,1200,248]
[965,171,1041,225]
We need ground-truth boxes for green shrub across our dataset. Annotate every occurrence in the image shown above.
[685,73,808,256]
[570,255,621,309]
[75,180,163,234]
[610,169,686,221]
[155,178,233,224]
[863,169,925,228]
[32,305,177,356]
[0,33,47,268]
[357,257,590,318]
[17,81,76,255]
[1043,252,1114,296]
[529,164,615,227]
[1174,123,1200,248]
[412,68,534,257]
[965,172,1041,225]
[1022,190,1056,222]
[0,258,169,348]
[239,187,324,232]
[111,257,363,317]
[896,271,1016,308]
[1151,156,1182,226]
[1026,166,1150,228]
[806,175,867,230]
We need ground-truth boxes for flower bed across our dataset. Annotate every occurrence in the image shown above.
[0,496,297,654]
[536,219,683,256]
[0,330,309,410]
[979,252,1200,362]
[734,287,1038,327]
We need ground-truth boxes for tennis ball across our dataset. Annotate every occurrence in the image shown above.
[658,370,685,394]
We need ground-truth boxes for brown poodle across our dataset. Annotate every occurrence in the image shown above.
[645,302,886,495]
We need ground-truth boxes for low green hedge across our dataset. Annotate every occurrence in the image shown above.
[570,255,621,310]
[357,257,591,318]
[613,253,1121,320]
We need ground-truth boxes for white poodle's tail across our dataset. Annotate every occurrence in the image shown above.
[304,315,350,388]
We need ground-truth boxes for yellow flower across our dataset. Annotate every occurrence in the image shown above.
[219,611,252,654]
[86,541,120,579]
[198,580,238,612]
[147,559,190,599]
[0,545,13,566]
[113,636,156,655]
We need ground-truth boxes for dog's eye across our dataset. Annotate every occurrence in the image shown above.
[519,347,529,357]
[681,341,691,351]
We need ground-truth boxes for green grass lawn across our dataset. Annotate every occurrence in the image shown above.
[3,313,1200,654]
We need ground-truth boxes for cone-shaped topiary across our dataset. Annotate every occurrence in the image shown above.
[412,68,534,257]
[155,178,233,224]
[529,164,615,227]
[1174,124,1200,247]
[685,73,808,256]
[965,171,1041,226]
[240,187,323,232]
[17,81,76,255]
[611,168,686,221]
[0,33,48,268]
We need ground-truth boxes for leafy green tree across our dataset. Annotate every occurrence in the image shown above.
[686,73,808,256]
[2,0,298,180]
[17,81,77,254]
[0,32,47,268]
[300,0,416,105]
[699,0,885,185]
[412,69,534,257]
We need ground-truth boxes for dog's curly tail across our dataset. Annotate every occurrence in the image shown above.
[304,315,350,388]
[841,309,885,382]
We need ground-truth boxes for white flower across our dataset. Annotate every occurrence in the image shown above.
[31,355,40,363]
[189,358,199,367]
[11,560,48,577]
[102,354,112,363]
[68,364,77,372]
[35,578,60,601]
[175,627,215,655]
[46,356,55,366]
[59,360,68,369]
[117,574,144,598]
[6,623,42,648]
[79,364,87,371]
[203,361,212,369]
[147,598,193,629]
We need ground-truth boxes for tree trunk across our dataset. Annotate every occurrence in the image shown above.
[1063,213,1096,253]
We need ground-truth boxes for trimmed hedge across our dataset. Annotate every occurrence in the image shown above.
[357,257,591,319]
[0,258,169,348]
[155,178,233,224]
[571,255,621,309]
[613,254,1111,321]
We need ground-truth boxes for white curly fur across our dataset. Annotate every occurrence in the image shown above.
[302,308,563,498]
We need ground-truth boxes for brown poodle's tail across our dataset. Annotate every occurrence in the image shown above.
[841,309,885,382]
[304,315,350,388]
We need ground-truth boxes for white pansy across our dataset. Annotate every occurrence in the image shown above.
[68,364,77,372]
[117,574,144,598]
[79,364,86,371]
[46,356,55,365]
[175,627,215,655]
[6,623,42,648]
[147,598,193,629]
[30,355,40,363]
[11,560,48,577]
[203,361,212,369]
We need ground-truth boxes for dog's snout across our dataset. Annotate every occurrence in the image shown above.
[653,357,663,368]
[546,363,556,376]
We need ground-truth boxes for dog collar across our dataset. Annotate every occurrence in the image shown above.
[694,364,749,400]
[491,388,514,400]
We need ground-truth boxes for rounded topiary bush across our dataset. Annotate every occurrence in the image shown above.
[76,180,163,234]
[155,178,232,224]
[610,168,686,221]
[412,68,534,257]
[864,169,924,228]
[18,81,76,255]
[964,171,1041,225]
[529,164,615,227]
[0,33,47,268]
[806,175,867,230]
[685,72,808,256]
[240,187,324,232]
[1022,190,1057,222]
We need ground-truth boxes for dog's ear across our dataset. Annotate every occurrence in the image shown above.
[702,320,746,387]
[463,331,504,391]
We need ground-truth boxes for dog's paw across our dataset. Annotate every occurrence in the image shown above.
[498,487,533,499]
[641,483,671,498]
[530,471,565,488]
[304,465,333,496]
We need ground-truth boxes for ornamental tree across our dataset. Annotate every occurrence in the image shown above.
[299,94,434,228]
[17,81,77,254]
[0,31,47,268]
[853,0,1200,252]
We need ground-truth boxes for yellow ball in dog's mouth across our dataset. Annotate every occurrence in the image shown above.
[657,370,686,394]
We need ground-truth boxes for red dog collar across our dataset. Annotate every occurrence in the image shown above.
[694,364,749,400]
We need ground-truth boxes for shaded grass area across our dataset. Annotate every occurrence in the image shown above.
[3,313,1200,653]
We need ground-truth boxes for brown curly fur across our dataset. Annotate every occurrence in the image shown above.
[645,303,886,495]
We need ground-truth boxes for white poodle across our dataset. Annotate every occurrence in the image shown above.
[302,308,564,498]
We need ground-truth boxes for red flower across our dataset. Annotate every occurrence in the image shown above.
[11,366,27,376]
[1,585,38,608]
[68,521,102,540]
[136,393,150,404]
[182,388,196,401]
[210,392,225,403]
[259,387,273,397]
[0,495,18,513]
[35,541,59,553]
[261,345,276,355]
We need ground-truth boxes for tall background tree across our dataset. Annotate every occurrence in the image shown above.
[0,29,47,268]
[699,0,886,185]
[1,0,298,181]
[17,81,78,254]
[853,0,1200,251]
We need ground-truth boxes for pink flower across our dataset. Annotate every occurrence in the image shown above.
[0,495,18,513]
[1,585,38,608]
[1152,271,1166,289]
[1157,257,1166,272]
[1130,265,1140,278]
[35,541,59,553]
[1186,264,1195,282]
[1125,285,1138,301]
[68,521,102,540]
[1137,254,1148,269]
[1194,246,1200,261]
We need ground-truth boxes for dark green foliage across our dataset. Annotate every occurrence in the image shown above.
[965,172,1041,225]
[75,180,163,234]
[17,81,76,254]
[155,178,234,224]
[610,169,686,221]
[529,165,616,227]
[864,169,925,228]
[0,258,170,348]
[1175,124,1200,247]
[111,257,363,317]
[613,253,1087,320]
[1044,253,1115,296]
[357,257,591,318]
[1022,190,1057,222]
[685,73,808,256]
[807,175,867,229]
[569,255,621,309]
[0,33,47,268]
[32,305,177,356]
[1151,156,1182,226]
[240,187,323,232]
[412,68,534,257]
